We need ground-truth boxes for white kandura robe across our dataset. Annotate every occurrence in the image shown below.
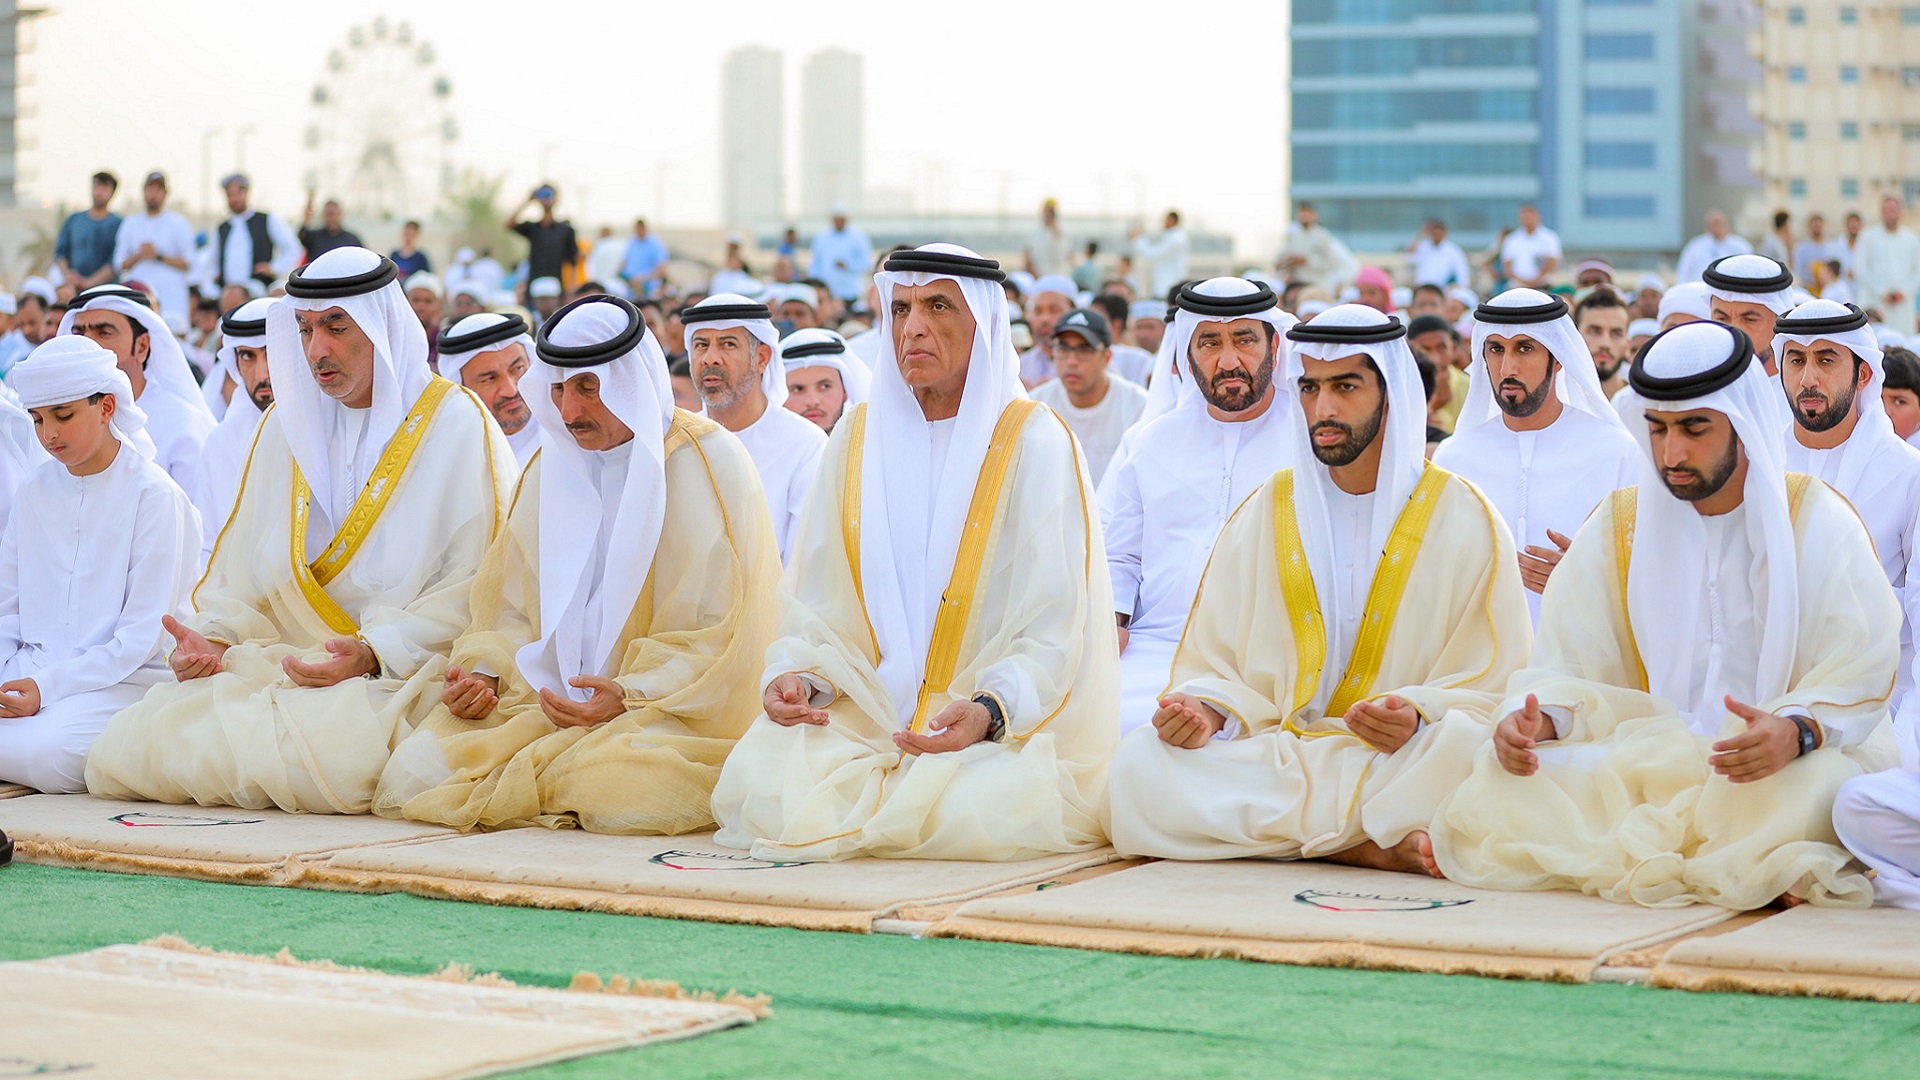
[0,444,198,793]
[1433,482,1901,908]
[1106,468,1532,860]
[84,384,515,813]
[1785,429,1920,760]
[1109,344,1155,387]
[731,401,826,564]
[1101,402,1292,733]
[138,382,216,494]
[1433,408,1640,623]
[1030,376,1147,487]
[189,395,265,564]
[505,421,541,469]
[0,399,44,537]
[1833,767,1920,909]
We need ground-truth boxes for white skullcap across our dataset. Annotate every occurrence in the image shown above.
[1629,318,1661,339]
[1029,275,1077,302]
[1703,253,1796,314]
[0,294,15,315]
[1446,286,1479,308]
[774,283,820,312]
[1298,299,1332,318]
[454,247,475,263]
[1129,299,1166,322]
[20,277,54,305]
[405,271,444,298]
[529,277,563,299]
[1636,273,1667,293]
[454,282,488,302]
[1007,270,1036,297]
[1658,281,1714,324]
[10,335,152,453]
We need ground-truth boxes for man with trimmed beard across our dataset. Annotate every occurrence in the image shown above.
[438,313,540,466]
[683,293,826,563]
[1105,303,1529,871]
[1102,279,1296,734]
[1433,320,1898,908]
[1773,300,1920,748]
[1435,290,1640,623]
[190,297,277,561]
[1574,286,1633,400]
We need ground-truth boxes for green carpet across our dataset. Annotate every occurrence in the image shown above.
[2,862,1916,1078]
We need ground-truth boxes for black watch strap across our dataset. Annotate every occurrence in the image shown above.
[1789,715,1818,758]
[973,693,1007,742]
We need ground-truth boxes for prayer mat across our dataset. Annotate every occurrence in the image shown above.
[1651,904,1920,1001]
[930,859,1735,982]
[306,828,1120,932]
[0,783,33,799]
[0,937,759,1079]
[0,795,459,883]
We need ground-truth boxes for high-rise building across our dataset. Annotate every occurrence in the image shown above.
[1754,2,1920,221]
[721,45,785,229]
[1289,1,1762,257]
[799,49,864,221]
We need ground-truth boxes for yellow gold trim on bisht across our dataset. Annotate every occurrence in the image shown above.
[908,399,1039,734]
[301,376,456,587]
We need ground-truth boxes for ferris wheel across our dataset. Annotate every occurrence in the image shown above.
[302,18,457,219]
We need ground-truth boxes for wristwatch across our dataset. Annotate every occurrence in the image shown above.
[972,693,1007,742]
[1788,715,1818,758]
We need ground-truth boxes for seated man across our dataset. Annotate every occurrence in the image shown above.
[375,296,781,833]
[1432,321,1900,908]
[780,328,869,434]
[438,312,541,466]
[1106,305,1529,871]
[189,297,276,561]
[0,338,199,792]
[85,248,515,813]
[1103,279,1296,734]
[712,244,1119,862]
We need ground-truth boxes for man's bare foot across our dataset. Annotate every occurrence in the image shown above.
[1322,831,1443,878]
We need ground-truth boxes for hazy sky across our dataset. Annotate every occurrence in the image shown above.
[27,0,1292,255]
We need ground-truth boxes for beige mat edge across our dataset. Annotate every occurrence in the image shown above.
[1648,961,1920,1002]
[0,784,34,800]
[18,839,293,884]
[294,861,876,932]
[871,850,1122,918]
[926,914,1599,981]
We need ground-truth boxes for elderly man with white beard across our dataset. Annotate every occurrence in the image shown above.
[712,244,1119,861]
[683,294,826,563]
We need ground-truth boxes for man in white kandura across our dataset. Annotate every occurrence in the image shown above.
[1434,290,1640,623]
[437,312,541,466]
[712,244,1119,861]
[375,296,782,834]
[1103,278,1297,734]
[1772,300,1920,743]
[189,297,276,561]
[1106,304,1531,872]
[1433,321,1900,908]
[85,247,515,813]
[62,283,216,491]
[683,293,826,563]
[0,338,198,793]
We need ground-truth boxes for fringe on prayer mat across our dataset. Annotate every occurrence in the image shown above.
[928,859,1735,983]
[299,827,1120,933]
[0,937,761,1080]
[1650,904,1920,1002]
[0,794,458,885]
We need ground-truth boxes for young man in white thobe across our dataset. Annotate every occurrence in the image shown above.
[437,312,541,466]
[188,297,276,562]
[1101,278,1297,734]
[1028,307,1146,487]
[1433,321,1900,909]
[781,328,870,435]
[1105,304,1531,873]
[682,293,826,564]
[712,244,1120,861]
[1434,290,1640,623]
[84,247,515,814]
[61,284,215,491]
[0,337,198,793]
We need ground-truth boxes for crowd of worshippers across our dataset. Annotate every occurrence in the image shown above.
[12,181,1920,915]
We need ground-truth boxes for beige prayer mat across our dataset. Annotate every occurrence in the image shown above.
[306,828,1120,932]
[1651,904,1920,1000]
[0,939,757,1080]
[0,795,459,883]
[0,783,33,799]
[929,859,1736,982]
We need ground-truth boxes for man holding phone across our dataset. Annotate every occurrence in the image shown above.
[505,183,579,291]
